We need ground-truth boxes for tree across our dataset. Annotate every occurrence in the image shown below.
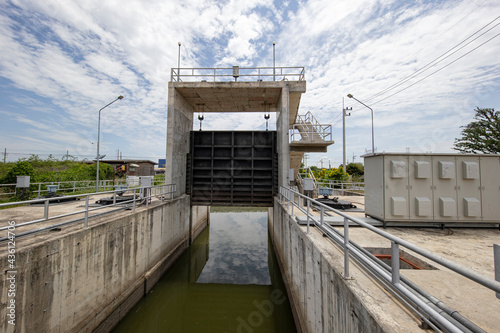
[453,107,500,154]
[346,163,364,177]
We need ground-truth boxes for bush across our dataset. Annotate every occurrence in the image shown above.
[1,160,36,184]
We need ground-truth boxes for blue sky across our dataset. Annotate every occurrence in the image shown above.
[0,0,499,167]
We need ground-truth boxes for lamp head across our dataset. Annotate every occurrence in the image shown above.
[347,94,353,98]
[178,42,181,46]
[118,95,124,100]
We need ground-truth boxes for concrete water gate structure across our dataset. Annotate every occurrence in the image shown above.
[166,71,307,199]
[2,66,498,333]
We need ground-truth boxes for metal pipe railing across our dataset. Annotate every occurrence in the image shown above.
[171,66,305,82]
[0,175,166,198]
[0,184,176,243]
[278,186,500,332]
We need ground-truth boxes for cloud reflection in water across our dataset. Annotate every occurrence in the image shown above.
[196,210,271,285]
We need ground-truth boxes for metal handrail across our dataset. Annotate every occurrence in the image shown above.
[315,180,365,192]
[290,111,333,142]
[0,183,176,243]
[279,186,500,332]
[297,167,317,183]
[0,175,166,197]
[290,124,333,142]
[171,66,305,82]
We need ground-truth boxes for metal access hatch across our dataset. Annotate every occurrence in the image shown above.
[186,131,278,207]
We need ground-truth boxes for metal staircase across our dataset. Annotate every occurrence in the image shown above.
[289,111,334,181]
[291,111,332,143]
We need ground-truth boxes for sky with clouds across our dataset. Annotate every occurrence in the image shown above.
[0,0,499,166]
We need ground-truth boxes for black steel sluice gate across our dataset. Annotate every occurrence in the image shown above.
[186,131,278,207]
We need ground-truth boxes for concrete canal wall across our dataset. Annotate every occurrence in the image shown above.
[269,198,417,333]
[0,195,208,333]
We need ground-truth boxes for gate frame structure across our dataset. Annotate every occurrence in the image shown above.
[165,68,307,200]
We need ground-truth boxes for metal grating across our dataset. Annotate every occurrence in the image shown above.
[186,131,278,207]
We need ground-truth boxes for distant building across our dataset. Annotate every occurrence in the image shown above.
[98,159,157,177]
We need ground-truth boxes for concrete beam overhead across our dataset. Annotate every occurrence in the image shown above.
[170,81,306,126]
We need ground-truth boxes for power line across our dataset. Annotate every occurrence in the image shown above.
[344,14,500,112]
[369,30,500,107]
[362,16,500,104]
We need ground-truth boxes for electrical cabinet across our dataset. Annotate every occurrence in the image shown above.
[409,155,433,220]
[364,153,500,223]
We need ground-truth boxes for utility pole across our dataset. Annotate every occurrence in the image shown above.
[343,97,352,174]
[352,152,356,164]
[3,148,6,163]
[66,150,69,161]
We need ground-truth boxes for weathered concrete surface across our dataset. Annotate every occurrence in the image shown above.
[0,195,208,333]
[171,80,306,121]
[277,84,290,187]
[166,83,194,197]
[191,205,210,242]
[270,199,429,333]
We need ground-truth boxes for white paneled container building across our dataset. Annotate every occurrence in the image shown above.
[364,153,500,223]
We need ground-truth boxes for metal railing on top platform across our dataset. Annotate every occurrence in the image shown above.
[171,66,305,82]
[279,186,499,333]
[0,184,176,243]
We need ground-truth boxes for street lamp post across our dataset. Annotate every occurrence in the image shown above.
[96,95,124,193]
[347,93,375,154]
[273,41,276,81]
[177,42,181,81]
[343,97,351,175]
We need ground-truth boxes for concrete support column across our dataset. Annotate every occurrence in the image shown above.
[277,85,290,188]
[166,82,194,197]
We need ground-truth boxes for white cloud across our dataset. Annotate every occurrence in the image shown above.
[0,0,499,165]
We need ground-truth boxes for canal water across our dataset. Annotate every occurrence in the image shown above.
[112,207,297,333]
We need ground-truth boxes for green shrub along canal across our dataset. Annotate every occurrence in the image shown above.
[112,207,297,333]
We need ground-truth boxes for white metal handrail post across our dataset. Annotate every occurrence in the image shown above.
[320,206,324,226]
[44,199,49,220]
[84,195,89,228]
[132,189,136,212]
[306,199,310,234]
[495,244,499,299]
[343,217,350,278]
[392,241,400,285]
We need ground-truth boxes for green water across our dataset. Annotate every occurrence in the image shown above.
[112,208,296,333]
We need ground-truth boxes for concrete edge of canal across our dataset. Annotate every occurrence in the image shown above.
[0,195,209,333]
[269,198,427,333]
